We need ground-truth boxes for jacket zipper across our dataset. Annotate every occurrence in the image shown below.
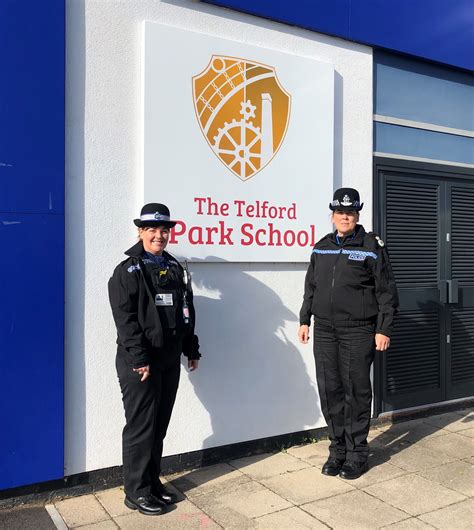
[330,245,343,325]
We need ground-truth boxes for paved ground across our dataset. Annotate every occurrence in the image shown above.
[4,409,473,529]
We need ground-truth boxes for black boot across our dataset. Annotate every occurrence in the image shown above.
[321,457,345,476]
[124,494,167,515]
[151,479,180,505]
[339,460,369,480]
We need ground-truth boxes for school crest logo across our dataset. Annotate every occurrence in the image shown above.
[192,56,291,181]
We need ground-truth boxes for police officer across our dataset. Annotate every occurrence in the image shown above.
[298,188,398,479]
[108,203,201,515]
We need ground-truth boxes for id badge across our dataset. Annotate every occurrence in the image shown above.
[155,293,173,306]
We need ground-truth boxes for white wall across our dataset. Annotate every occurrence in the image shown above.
[65,0,372,475]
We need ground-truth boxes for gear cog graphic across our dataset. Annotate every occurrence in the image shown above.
[213,118,262,180]
[239,99,256,122]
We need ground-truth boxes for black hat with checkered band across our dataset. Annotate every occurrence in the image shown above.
[329,188,363,212]
[133,203,177,228]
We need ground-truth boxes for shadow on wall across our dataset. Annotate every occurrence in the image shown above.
[186,259,321,450]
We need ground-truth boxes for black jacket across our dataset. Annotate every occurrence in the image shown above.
[108,241,200,368]
[299,225,398,336]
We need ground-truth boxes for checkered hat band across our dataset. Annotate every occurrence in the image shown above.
[331,200,360,207]
[141,213,171,221]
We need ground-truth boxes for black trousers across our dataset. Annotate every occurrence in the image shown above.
[116,343,181,498]
[313,323,375,463]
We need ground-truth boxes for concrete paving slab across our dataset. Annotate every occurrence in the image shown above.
[189,480,292,527]
[55,494,110,528]
[76,521,118,530]
[419,431,474,460]
[380,442,456,472]
[419,460,474,497]
[342,461,408,488]
[95,487,130,518]
[423,412,474,433]
[254,506,329,529]
[373,419,449,444]
[458,427,474,439]
[302,489,408,529]
[170,463,247,498]
[229,451,310,479]
[261,466,354,505]
[419,498,474,529]
[368,436,418,466]
[363,473,466,516]
[380,517,435,529]
[114,499,220,529]
[286,440,331,468]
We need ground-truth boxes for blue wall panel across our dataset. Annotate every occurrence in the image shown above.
[350,0,474,72]
[375,53,474,131]
[0,0,65,490]
[374,122,474,165]
[0,215,64,489]
[204,0,474,71]
[0,2,65,215]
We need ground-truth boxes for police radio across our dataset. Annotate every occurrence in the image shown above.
[182,261,192,325]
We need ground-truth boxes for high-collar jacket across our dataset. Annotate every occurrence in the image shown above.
[108,241,200,368]
[299,225,399,336]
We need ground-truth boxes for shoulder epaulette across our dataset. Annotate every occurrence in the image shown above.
[367,231,385,247]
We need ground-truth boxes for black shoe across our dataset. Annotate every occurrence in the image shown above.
[321,457,345,476]
[339,460,369,480]
[151,481,180,505]
[124,494,167,515]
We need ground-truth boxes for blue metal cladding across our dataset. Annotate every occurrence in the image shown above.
[374,51,474,165]
[0,1,65,215]
[0,0,65,490]
[204,0,474,71]
[374,53,474,132]
[374,122,474,165]
[0,215,65,490]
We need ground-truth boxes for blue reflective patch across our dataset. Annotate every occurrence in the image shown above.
[312,248,377,260]
[342,249,378,260]
[313,249,341,255]
[127,264,141,273]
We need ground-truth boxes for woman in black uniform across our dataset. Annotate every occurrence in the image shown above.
[298,188,398,480]
[109,203,201,515]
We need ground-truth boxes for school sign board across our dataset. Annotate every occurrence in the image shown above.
[143,22,334,261]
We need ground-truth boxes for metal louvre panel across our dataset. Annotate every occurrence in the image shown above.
[451,187,474,285]
[386,310,441,395]
[451,309,474,384]
[385,181,439,287]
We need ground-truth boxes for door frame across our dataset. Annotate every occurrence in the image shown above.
[372,156,474,417]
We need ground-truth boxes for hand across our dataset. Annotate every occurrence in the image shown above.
[188,359,199,372]
[375,333,390,351]
[298,325,310,344]
[133,365,150,382]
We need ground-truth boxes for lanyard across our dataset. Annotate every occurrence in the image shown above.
[336,232,356,246]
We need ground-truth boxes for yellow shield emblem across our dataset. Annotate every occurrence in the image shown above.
[193,56,291,181]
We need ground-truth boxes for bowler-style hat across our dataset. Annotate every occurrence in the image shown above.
[329,188,363,211]
[133,203,177,228]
